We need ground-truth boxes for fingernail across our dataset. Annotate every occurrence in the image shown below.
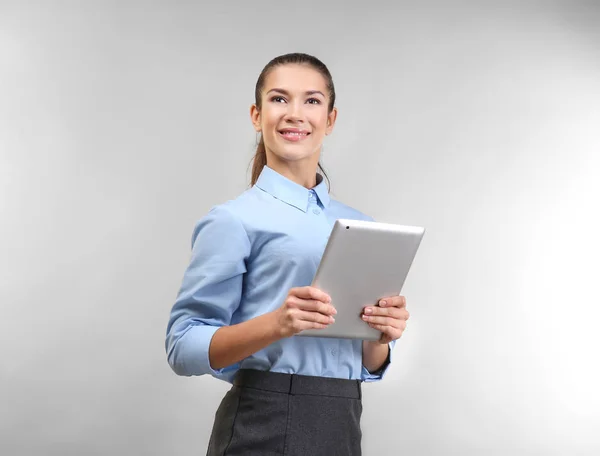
[330,316,335,323]
[332,308,337,315]
[362,314,369,320]
[379,300,387,306]
[364,307,372,314]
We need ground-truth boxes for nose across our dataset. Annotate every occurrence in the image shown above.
[284,100,304,123]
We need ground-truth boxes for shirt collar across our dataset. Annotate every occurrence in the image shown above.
[255,165,331,212]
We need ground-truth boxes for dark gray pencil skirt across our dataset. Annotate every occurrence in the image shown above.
[206,369,363,456]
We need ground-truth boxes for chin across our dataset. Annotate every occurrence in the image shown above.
[277,146,319,162]
[274,152,312,163]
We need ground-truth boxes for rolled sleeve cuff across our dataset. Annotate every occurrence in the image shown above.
[168,324,226,377]
[361,341,394,382]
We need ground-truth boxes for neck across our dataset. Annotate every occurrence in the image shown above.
[266,150,320,189]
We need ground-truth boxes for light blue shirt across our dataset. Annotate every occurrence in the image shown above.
[165,165,394,383]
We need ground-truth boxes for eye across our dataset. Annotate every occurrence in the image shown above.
[270,96,286,103]
[307,98,321,105]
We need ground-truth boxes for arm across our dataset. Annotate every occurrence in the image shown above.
[209,312,281,369]
[209,286,335,369]
[165,205,251,377]
[360,296,409,381]
[165,206,335,377]
[362,340,391,373]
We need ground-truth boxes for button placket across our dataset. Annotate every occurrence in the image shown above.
[308,190,321,215]
[309,190,321,215]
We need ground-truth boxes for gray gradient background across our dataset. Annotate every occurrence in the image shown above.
[1,1,599,455]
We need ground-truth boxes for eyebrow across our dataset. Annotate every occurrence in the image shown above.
[266,88,326,98]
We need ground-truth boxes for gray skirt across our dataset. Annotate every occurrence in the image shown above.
[206,369,363,456]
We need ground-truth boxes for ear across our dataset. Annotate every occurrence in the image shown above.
[325,107,338,136]
[250,104,261,132]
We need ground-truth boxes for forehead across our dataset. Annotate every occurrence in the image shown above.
[263,64,328,94]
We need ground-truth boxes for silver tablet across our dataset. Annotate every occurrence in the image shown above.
[297,218,425,341]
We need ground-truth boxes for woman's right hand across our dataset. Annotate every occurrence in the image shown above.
[273,286,337,338]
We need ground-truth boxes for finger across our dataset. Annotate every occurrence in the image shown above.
[361,314,399,327]
[363,306,409,320]
[368,323,403,339]
[290,296,337,316]
[368,319,406,332]
[294,298,337,315]
[363,306,408,318]
[297,309,335,325]
[291,286,331,304]
[299,321,329,331]
[367,323,393,333]
[382,308,409,320]
[378,295,406,308]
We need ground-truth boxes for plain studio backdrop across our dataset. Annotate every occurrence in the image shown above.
[1,1,599,455]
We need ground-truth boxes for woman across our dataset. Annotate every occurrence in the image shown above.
[165,53,410,456]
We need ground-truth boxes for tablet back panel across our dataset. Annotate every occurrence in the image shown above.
[297,219,425,341]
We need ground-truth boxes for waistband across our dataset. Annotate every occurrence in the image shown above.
[233,369,362,399]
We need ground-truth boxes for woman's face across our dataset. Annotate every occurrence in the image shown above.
[251,64,337,166]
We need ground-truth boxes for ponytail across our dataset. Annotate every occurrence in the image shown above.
[250,134,267,186]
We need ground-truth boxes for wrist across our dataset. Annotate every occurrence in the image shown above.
[264,309,285,341]
[362,340,390,373]
[364,339,387,349]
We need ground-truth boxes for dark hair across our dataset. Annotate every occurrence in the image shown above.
[249,53,335,190]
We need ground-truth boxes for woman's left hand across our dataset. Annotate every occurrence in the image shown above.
[361,295,410,344]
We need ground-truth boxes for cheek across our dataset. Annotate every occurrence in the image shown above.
[310,112,329,132]
[260,106,281,129]
[262,112,278,130]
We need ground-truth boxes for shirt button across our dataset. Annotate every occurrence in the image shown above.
[313,208,320,215]
[331,349,337,356]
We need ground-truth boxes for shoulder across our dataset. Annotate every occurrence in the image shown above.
[191,185,271,236]
[328,196,376,222]
[190,189,257,245]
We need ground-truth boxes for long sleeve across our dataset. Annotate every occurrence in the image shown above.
[165,205,251,377]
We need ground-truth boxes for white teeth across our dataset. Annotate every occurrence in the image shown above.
[281,132,307,136]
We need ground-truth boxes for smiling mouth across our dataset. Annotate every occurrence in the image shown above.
[278,130,311,141]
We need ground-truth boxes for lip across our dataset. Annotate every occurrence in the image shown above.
[279,128,310,134]
[278,128,311,142]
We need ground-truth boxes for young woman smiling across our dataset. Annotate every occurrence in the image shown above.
[165,53,410,456]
